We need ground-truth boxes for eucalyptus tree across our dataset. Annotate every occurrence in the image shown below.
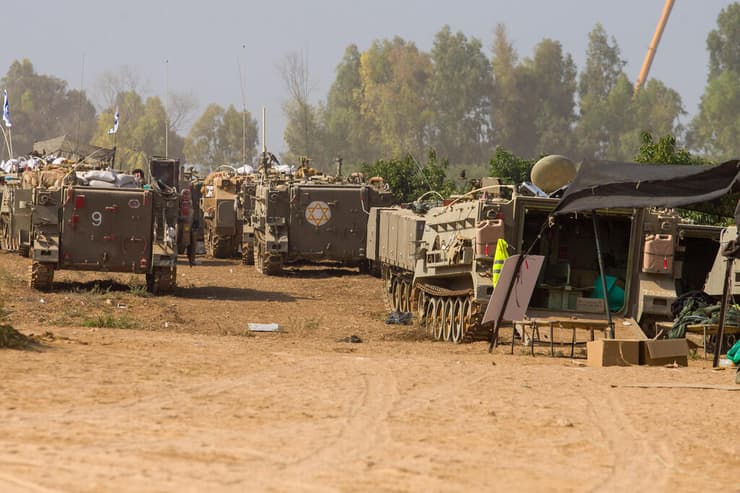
[183,103,258,169]
[1,59,96,158]
[428,26,492,165]
[322,44,378,165]
[688,3,740,160]
[359,36,432,159]
[574,23,627,159]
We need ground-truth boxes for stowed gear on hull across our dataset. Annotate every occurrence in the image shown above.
[26,157,193,294]
[249,154,396,274]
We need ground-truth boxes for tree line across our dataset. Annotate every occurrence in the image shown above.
[287,4,739,169]
[0,4,738,177]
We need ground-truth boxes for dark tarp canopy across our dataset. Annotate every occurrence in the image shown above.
[552,159,740,216]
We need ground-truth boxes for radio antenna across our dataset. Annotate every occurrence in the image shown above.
[237,44,247,165]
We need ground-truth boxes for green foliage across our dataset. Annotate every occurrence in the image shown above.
[688,70,740,160]
[707,3,740,79]
[491,26,578,158]
[575,25,684,161]
[634,132,707,165]
[360,37,432,160]
[127,277,150,297]
[527,38,578,156]
[91,92,184,171]
[361,150,453,203]
[489,146,536,185]
[428,26,492,164]
[575,24,628,159]
[322,45,378,166]
[282,100,324,168]
[184,103,258,168]
[1,59,97,160]
[634,132,730,225]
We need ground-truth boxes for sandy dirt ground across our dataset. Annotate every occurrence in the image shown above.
[0,251,738,492]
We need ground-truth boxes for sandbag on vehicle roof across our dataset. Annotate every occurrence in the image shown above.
[552,159,740,215]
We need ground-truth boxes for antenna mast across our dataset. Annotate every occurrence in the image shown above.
[164,59,169,158]
[75,53,85,158]
[262,107,267,154]
[238,45,248,165]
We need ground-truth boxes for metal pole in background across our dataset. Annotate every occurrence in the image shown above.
[713,257,733,367]
[238,44,248,166]
[164,59,169,159]
[592,211,615,339]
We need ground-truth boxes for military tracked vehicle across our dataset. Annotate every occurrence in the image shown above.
[239,176,258,265]
[27,157,193,294]
[367,156,719,343]
[250,155,396,274]
[200,165,245,258]
[0,177,33,256]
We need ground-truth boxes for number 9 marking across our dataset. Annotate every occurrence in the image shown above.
[91,211,103,227]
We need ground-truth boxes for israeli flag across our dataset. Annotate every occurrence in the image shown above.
[2,89,11,128]
[107,109,119,135]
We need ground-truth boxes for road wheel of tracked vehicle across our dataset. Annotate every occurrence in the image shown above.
[400,280,411,312]
[254,239,282,275]
[451,298,464,344]
[242,243,255,265]
[212,236,232,258]
[205,229,214,258]
[263,254,283,275]
[29,261,54,291]
[147,266,177,295]
[416,290,427,327]
[430,297,444,340]
[18,232,30,258]
[442,298,454,342]
[0,220,10,251]
[390,277,401,311]
[459,298,473,342]
[423,297,435,335]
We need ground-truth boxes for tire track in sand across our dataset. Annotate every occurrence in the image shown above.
[584,391,675,492]
[283,355,400,480]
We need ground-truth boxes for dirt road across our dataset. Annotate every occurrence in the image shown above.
[0,253,738,492]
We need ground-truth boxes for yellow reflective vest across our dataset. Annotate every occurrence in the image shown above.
[492,239,509,288]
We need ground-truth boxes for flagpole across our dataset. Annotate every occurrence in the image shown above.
[0,125,11,160]
[2,89,12,158]
[112,131,117,170]
[108,108,120,169]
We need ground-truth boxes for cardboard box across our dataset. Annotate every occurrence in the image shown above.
[640,339,688,366]
[577,297,605,313]
[587,339,641,367]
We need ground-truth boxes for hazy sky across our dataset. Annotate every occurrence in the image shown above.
[1,1,734,156]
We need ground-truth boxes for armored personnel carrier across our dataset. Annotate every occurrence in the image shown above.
[27,157,192,294]
[0,176,33,256]
[250,155,396,274]
[200,166,244,258]
[367,157,716,343]
[239,175,258,265]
